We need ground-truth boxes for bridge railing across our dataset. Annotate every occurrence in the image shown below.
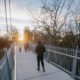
[0,46,14,80]
[29,43,80,80]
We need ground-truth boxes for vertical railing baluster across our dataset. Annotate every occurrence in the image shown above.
[47,44,51,62]
[72,46,78,79]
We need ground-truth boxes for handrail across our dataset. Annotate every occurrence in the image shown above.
[0,47,14,80]
[29,44,80,80]
[0,48,11,68]
[29,44,80,59]
[0,55,6,69]
[46,49,80,60]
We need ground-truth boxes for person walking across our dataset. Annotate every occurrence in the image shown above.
[19,42,22,52]
[35,41,46,72]
[24,41,29,52]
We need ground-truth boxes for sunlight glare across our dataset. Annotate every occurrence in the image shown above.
[19,35,24,42]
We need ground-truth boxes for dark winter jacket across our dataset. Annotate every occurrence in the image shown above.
[35,44,46,57]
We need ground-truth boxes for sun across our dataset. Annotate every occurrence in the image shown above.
[19,36,23,41]
[19,35,24,42]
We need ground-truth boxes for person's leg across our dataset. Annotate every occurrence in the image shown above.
[41,56,45,72]
[19,48,21,52]
[37,56,40,71]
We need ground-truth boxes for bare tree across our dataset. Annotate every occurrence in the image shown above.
[31,0,74,45]
[9,25,19,42]
[69,0,80,47]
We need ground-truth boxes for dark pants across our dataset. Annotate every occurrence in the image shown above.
[37,56,44,69]
[19,48,21,52]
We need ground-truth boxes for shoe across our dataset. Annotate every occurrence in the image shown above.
[37,68,40,71]
[43,68,45,72]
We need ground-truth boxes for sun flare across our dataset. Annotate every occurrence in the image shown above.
[19,35,24,42]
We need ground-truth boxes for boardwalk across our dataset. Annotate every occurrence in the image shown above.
[16,45,73,80]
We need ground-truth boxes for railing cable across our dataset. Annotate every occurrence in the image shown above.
[9,0,12,27]
[4,0,8,33]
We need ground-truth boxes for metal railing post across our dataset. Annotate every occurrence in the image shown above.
[47,44,51,62]
[71,46,78,79]
[11,45,14,68]
[4,48,12,80]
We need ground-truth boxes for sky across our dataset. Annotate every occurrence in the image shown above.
[0,0,44,36]
[0,0,80,37]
